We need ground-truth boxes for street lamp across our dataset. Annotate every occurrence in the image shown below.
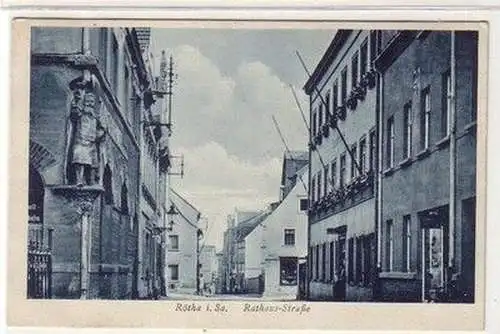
[166,204,178,232]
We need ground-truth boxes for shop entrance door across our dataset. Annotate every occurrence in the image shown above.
[420,207,448,303]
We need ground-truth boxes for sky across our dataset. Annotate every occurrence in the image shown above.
[150,28,334,251]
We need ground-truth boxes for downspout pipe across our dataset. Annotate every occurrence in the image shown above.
[375,64,384,301]
[306,93,312,300]
[448,31,457,296]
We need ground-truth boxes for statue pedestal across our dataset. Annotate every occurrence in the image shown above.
[49,184,103,299]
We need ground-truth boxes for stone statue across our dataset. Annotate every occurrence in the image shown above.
[69,81,106,186]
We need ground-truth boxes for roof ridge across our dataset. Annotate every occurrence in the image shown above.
[170,188,201,216]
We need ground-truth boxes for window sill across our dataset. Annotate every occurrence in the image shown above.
[436,135,450,149]
[383,167,395,176]
[282,244,296,247]
[379,271,418,280]
[464,121,477,133]
[168,249,180,252]
[398,157,413,169]
[416,148,431,160]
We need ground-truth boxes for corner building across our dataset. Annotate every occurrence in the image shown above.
[304,30,380,301]
[27,27,168,299]
[375,30,478,302]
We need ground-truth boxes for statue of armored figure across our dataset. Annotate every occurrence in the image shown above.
[69,81,106,186]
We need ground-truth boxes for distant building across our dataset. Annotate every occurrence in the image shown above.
[221,210,260,293]
[304,30,379,301]
[167,189,201,293]
[374,30,478,302]
[236,211,272,294]
[261,162,309,300]
[27,27,170,299]
[215,252,224,294]
[199,245,218,293]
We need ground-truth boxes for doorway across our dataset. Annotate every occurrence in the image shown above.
[419,206,448,303]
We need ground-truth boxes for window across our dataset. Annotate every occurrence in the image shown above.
[351,52,359,89]
[420,87,431,150]
[103,164,113,205]
[124,65,130,114]
[355,237,362,283]
[348,238,354,282]
[340,154,346,188]
[403,215,411,272]
[169,235,179,251]
[325,91,331,117]
[341,67,348,103]
[331,160,337,189]
[324,165,329,195]
[360,39,368,76]
[312,111,317,137]
[369,130,376,172]
[280,257,298,285]
[386,220,394,271]
[362,234,374,285]
[111,35,119,94]
[317,171,322,200]
[329,241,335,280]
[322,244,327,281]
[169,264,179,281]
[370,30,378,61]
[311,177,316,203]
[315,246,320,279]
[351,144,358,180]
[359,138,367,174]
[442,70,452,137]
[386,116,395,168]
[333,80,339,111]
[308,247,314,279]
[284,229,295,246]
[318,104,323,129]
[299,198,308,211]
[120,183,129,215]
[403,102,413,159]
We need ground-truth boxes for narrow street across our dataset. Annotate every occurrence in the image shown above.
[163,292,296,301]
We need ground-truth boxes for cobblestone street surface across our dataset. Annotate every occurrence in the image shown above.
[162,292,297,301]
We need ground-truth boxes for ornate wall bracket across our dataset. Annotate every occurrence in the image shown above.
[49,184,104,206]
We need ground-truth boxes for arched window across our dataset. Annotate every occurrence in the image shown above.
[103,164,113,205]
[121,182,129,215]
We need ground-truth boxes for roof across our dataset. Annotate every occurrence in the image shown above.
[170,188,201,229]
[281,150,309,198]
[170,188,201,218]
[303,30,352,95]
[284,150,308,161]
[234,211,270,242]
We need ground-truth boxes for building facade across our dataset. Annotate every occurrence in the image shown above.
[304,30,379,301]
[27,27,172,300]
[199,245,218,293]
[166,189,201,293]
[374,30,478,303]
[238,210,272,294]
[221,210,260,293]
[261,164,309,300]
[136,32,172,299]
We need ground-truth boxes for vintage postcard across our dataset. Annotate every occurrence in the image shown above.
[7,17,487,331]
